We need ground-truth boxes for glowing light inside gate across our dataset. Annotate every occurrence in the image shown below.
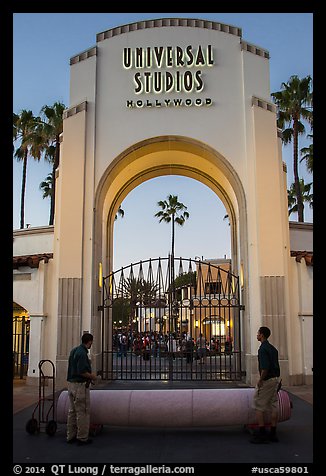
[240,263,244,288]
[203,318,225,336]
[98,262,103,288]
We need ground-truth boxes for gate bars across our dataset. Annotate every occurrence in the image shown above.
[101,257,243,381]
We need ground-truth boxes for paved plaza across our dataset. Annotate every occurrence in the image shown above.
[12,379,313,466]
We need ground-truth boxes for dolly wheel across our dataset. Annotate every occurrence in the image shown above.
[46,420,57,436]
[26,418,39,434]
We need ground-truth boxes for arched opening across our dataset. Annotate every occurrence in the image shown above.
[92,136,248,380]
[13,302,30,379]
[113,175,232,270]
[94,136,247,281]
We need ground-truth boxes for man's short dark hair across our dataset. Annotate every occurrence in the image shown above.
[259,326,271,339]
[82,333,93,344]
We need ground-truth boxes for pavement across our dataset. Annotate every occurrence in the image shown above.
[12,378,314,467]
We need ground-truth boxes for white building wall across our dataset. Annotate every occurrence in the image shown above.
[288,257,313,384]
[13,227,55,383]
[13,267,43,314]
[67,28,271,195]
[289,222,313,251]
[13,226,54,255]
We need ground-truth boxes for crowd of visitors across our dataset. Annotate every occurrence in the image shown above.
[112,330,232,362]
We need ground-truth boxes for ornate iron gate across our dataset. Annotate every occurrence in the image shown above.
[101,257,243,381]
[13,316,30,379]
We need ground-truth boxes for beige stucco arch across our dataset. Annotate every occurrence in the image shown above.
[94,135,247,280]
[92,136,249,361]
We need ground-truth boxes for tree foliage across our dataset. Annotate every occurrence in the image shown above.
[154,194,189,258]
[272,75,313,222]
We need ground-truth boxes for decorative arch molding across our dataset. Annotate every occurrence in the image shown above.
[95,18,242,43]
[93,135,248,289]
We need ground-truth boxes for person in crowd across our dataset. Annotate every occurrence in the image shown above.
[142,333,151,361]
[119,332,127,357]
[196,333,207,364]
[185,336,195,364]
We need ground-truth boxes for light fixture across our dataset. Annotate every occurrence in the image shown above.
[98,262,103,288]
[240,263,244,288]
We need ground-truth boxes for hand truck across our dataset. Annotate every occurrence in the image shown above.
[25,359,57,436]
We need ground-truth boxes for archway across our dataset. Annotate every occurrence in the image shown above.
[92,136,249,378]
[95,136,247,279]
[13,302,30,379]
[113,175,232,270]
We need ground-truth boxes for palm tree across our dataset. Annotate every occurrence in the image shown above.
[115,205,125,221]
[40,101,66,225]
[119,277,159,331]
[13,110,44,229]
[288,179,313,218]
[39,172,54,223]
[112,297,130,328]
[155,195,189,327]
[154,194,190,260]
[271,75,313,222]
[121,277,159,307]
[300,133,313,174]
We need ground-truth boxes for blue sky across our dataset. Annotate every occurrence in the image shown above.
[13,13,313,270]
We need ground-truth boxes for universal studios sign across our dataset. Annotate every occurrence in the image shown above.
[123,45,215,109]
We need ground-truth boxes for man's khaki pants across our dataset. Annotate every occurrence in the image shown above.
[67,381,90,442]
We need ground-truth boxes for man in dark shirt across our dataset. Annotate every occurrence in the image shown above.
[66,333,97,446]
[251,326,281,444]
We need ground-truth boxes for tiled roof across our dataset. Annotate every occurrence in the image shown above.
[13,301,27,311]
[13,253,53,269]
[12,252,313,268]
[290,251,313,266]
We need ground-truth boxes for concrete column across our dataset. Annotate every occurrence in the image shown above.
[299,313,313,385]
[26,314,46,385]
[56,277,82,388]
